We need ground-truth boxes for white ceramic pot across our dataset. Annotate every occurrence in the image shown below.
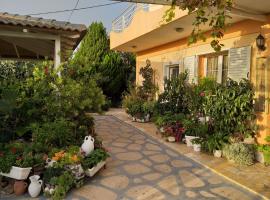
[167,136,175,142]
[81,135,95,156]
[185,136,198,147]
[198,117,206,123]
[213,150,222,158]
[193,144,201,152]
[255,151,264,163]
[28,175,43,198]
[0,166,32,180]
[85,161,106,177]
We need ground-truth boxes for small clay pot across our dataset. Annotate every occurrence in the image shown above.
[14,181,28,196]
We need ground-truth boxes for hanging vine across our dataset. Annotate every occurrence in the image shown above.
[163,0,234,51]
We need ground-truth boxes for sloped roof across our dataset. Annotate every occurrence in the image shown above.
[0,12,86,32]
[0,12,87,61]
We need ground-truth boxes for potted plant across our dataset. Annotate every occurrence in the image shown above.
[256,136,270,165]
[191,138,203,152]
[205,133,228,158]
[82,148,109,177]
[0,145,33,180]
[183,119,207,147]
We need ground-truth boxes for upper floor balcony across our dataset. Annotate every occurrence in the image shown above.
[110,0,270,53]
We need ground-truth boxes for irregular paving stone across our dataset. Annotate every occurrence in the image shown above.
[126,185,165,200]
[154,164,172,174]
[107,147,126,153]
[192,168,211,177]
[207,176,223,185]
[133,178,143,184]
[145,143,162,151]
[140,159,152,167]
[127,144,142,151]
[123,163,151,175]
[179,170,205,188]
[113,142,129,147]
[116,152,143,161]
[101,175,129,190]
[134,139,145,144]
[143,150,159,156]
[131,134,146,140]
[210,186,252,200]
[74,185,117,200]
[185,191,197,198]
[171,160,192,168]
[100,168,118,177]
[106,159,124,168]
[165,149,178,157]
[199,191,216,198]
[149,154,170,163]
[143,173,162,181]
[158,176,180,196]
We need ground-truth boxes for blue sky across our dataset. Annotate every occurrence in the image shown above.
[0,0,130,31]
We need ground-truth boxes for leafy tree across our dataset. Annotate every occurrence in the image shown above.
[72,22,135,106]
[72,22,109,74]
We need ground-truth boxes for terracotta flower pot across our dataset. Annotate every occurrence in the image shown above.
[14,181,28,196]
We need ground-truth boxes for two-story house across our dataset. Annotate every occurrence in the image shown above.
[110,1,270,143]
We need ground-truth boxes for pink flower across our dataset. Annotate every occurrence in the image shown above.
[200,92,205,97]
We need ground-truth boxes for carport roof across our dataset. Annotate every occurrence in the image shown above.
[0,12,87,61]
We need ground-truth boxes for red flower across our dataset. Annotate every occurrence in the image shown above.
[44,67,49,75]
[179,127,185,133]
[0,152,4,157]
[11,147,17,154]
[16,156,22,161]
[200,92,205,97]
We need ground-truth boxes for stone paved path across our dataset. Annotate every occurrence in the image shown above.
[71,115,262,200]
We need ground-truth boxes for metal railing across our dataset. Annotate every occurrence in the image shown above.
[112,4,149,33]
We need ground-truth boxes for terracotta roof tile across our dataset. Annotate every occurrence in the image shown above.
[0,12,87,32]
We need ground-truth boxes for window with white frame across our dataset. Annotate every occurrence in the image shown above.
[164,64,180,80]
[204,51,228,84]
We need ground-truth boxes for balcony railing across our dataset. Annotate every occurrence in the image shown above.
[112,4,149,33]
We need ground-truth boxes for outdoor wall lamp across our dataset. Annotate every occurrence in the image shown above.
[256,34,266,51]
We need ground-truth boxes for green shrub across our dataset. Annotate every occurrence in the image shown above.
[223,143,255,165]
[155,72,190,115]
[205,79,256,138]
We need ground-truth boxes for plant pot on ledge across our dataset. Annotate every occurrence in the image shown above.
[193,144,201,152]
[0,166,32,180]
[213,150,222,158]
[85,161,106,177]
[185,136,199,147]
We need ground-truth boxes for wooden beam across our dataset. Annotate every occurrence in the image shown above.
[0,37,52,57]
[0,30,59,40]
[12,44,20,58]
[54,36,61,68]
[112,0,172,5]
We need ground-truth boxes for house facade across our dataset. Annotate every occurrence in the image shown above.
[110,1,270,144]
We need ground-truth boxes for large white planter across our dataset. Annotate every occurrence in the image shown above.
[185,136,199,147]
[193,144,201,152]
[213,150,222,158]
[0,166,32,180]
[85,161,106,177]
